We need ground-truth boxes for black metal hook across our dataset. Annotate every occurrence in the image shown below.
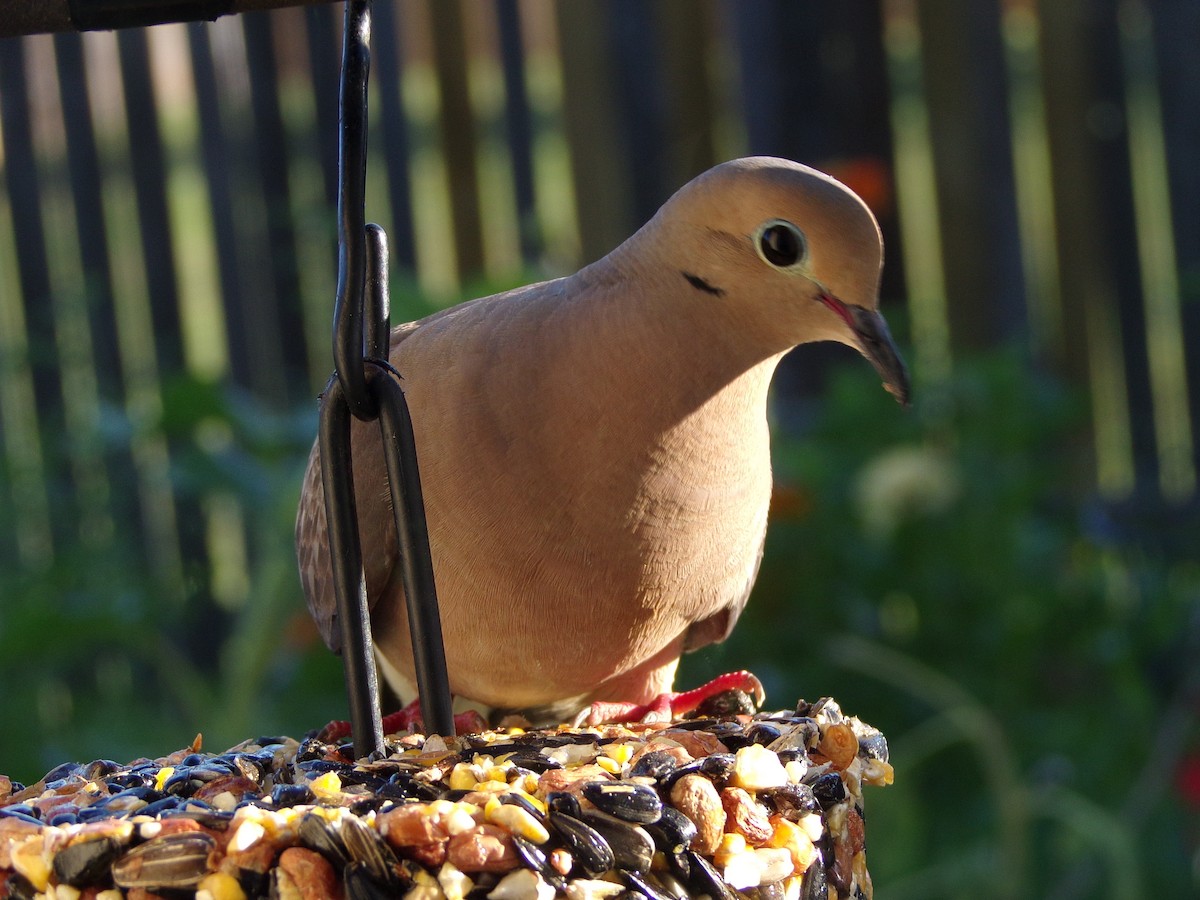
[333,0,374,422]
[319,0,453,757]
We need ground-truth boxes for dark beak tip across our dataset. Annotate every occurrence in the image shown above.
[886,382,911,408]
[847,304,910,409]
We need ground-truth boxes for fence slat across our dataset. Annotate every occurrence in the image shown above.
[188,23,251,391]
[56,32,141,549]
[117,29,183,370]
[1149,0,1200,488]
[0,37,61,561]
[428,0,485,282]
[0,40,59,430]
[245,11,308,407]
[116,27,212,592]
[917,0,1027,350]
[608,0,667,223]
[658,0,718,188]
[495,0,539,265]
[304,5,340,233]
[372,0,418,275]
[1036,0,1143,497]
[554,0,632,264]
[54,33,121,382]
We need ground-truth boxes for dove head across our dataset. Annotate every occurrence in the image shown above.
[633,156,909,405]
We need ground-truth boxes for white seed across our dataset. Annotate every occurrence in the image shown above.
[405,869,445,900]
[487,868,556,900]
[721,848,762,890]
[755,847,796,885]
[565,878,626,900]
[438,861,475,900]
[799,813,823,842]
[730,745,789,791]
[228,820,266,854]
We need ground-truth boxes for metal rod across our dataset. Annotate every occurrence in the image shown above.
[370,370,455,737]
[319,0,453,748]
[332,0,374,421]
[0,0,340,38]
[317,378,385,757]
[365,223,390,362]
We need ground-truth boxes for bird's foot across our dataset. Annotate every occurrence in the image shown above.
[581,670,765,726]
[380,698,488,736]
[317,701,487,742]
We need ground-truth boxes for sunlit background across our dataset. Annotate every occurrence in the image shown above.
[1,0,1198,895]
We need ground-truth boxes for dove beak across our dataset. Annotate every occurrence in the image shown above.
[820,294,911,406]
[848,303,910,406]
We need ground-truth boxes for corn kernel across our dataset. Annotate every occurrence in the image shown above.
[197,871,248,900]
[445,804,481,836]
[449,764,478,792]
[407,869,443,900]
[799,813,823,842]
[429,799,456,817]
[309,771,343,801]
[604,743,633,765]
[154,766,175,791]
[595,756,622,775]
[713,832,747,869]
[511,790,546,814]
[309,804,344,823]
[233,805,290,840]
[766,817,817,873]
[862,758,894,787]
[485,799,550,843]
[471,780,510,795]
[10,836,51,891]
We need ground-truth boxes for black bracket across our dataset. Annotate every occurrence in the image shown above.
[67,0,233,31]
[317,0,453,758]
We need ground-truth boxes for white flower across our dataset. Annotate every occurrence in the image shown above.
[855,445,960,537]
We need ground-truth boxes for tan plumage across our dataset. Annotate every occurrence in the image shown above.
[296,157,909,723]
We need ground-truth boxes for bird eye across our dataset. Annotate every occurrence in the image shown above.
[755,219,808,269]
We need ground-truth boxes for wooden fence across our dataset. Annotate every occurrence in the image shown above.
[0,0,1197,609]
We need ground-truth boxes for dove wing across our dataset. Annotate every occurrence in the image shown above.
[294,320,421,653]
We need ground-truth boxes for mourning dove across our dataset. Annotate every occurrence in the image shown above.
[296,156,909,726]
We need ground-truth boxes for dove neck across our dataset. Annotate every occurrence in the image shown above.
[565,253,786,431]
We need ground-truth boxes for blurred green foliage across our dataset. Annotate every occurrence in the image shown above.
[684,348,1200,896]
[0,377,347,779]
[2,347,1197,896]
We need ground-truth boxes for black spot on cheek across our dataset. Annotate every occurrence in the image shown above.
[682,271,725,296]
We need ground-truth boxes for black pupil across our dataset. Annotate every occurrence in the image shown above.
[761,225,800,267]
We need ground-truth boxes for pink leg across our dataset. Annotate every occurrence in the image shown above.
[318,699,487,742]
[584,670,765,726]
